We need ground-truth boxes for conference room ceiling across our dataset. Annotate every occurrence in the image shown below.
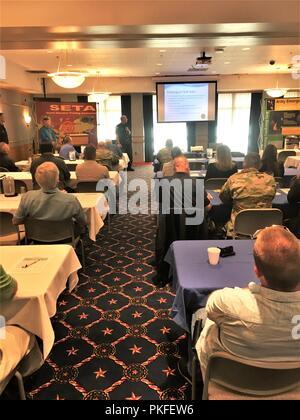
[2,44,300,78]
[1,1,299,81]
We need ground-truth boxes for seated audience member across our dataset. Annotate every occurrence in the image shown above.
[260,144,284,177]
[205,145,238,180]
[59,135,80,160]
[106,139,123,158]
[13,162,87,229]
[195,226,300,379]
[154,156,212,286]
[0,265,36,388]
[219,152,276,235]
[88,126,98,148]
[157,139,173,169]
[76,144,109,181]
[96,142,119,170]
[162,147,183,177]
[30,143,70,189]
[287,175,300,238]
[0,142,20,172]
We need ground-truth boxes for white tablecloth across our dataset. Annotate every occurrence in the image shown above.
[284,156,300,169]
[0,245,81,358]
[72,193,109,241]
[0,192,108,241]
[0,171,120,191]
[16,158,127,171]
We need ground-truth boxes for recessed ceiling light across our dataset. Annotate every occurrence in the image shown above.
[159,49,166,53]
[156,63,162,66]
[46,50,53,54]
[211,70,217,74]
[66,64,73,67]
[224,61,231,64]
[155,72,160,75]
[242,47,251,51]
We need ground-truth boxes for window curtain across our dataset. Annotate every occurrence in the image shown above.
[208,92,218,146]
[186,122,196,150]
[121,95,132,129]
[248,92,263,153]
[143,94,154,162]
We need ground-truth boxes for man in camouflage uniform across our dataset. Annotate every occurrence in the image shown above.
[157,139,173,169]
[220,152,276,236]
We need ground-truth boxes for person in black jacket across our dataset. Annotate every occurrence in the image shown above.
[205,145,238,180]
[0,113,9,143]
[287,175,300,238]
[30,143,70,189]
[154,156,212,286]
[260,144,284,177]
[0,142,20,171]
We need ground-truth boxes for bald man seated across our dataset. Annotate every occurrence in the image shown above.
[13,162,87,229]
[195,226,300,379]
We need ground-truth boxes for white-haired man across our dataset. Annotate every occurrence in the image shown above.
[13,162,87,228]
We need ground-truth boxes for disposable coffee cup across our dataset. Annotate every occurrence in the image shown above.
[208,247,220,265]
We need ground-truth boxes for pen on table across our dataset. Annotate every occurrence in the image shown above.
[22,258,42,269]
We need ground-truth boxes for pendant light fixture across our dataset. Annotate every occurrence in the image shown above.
[48,50,86,89]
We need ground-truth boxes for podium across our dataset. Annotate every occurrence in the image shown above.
[71,133,89,146]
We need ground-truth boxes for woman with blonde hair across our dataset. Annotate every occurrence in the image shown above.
[205,144,238,180]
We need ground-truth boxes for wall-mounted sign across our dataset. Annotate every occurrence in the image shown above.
[36,102,97,137]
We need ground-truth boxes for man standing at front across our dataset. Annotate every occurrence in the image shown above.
[0,113,9,144]
[39,116,57,150]
[116,115,134,171]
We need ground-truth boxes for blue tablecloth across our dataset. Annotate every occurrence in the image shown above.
[209,189,295,223]
[165,240,256,332]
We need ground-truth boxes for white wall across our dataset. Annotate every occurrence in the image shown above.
[0,88,35,148]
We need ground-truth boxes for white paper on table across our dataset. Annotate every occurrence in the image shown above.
[12,257,51,274]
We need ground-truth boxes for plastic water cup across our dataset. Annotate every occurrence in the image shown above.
[208,247,221,265]
[20,186,26,195]
[207,148,213,159]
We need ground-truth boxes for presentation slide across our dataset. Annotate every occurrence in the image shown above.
[157,82,216,123]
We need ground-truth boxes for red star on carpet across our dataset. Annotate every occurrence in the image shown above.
[94,368,107,379]
[66,347,79,356]
[134,286,142,292]
[126,393,142,400]
[108,298,118,305]
[102,328,113,336]
[88,287,96,293]
[132,311,142,319]
[59,300,67,306]
[56,394,65,400]
[135,267,142,272]
[136,252,143,256]
[117,260,124,264]
[78,312,89,320]
[129,344,142,355]
[158,297,167,304]
[95,268,101,273]
[113,276,121,282]
[160,326,171,335]
[162,367,176,377]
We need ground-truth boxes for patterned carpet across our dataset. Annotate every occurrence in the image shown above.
[24,166,190,400]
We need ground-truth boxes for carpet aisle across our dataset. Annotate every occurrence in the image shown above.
[25,166,190,400]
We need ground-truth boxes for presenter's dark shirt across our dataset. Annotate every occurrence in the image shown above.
[205,163,238,180]
[30,153,70,188]
[0,124,8,143]
[0,153,20,172]
[116,123,131,146]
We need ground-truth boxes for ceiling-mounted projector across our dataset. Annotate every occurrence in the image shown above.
[189,51,212,71]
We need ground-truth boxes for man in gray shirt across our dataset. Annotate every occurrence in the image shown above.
[13,162,87,228]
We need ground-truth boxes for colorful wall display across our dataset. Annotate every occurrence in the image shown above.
[35,102,97,138]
